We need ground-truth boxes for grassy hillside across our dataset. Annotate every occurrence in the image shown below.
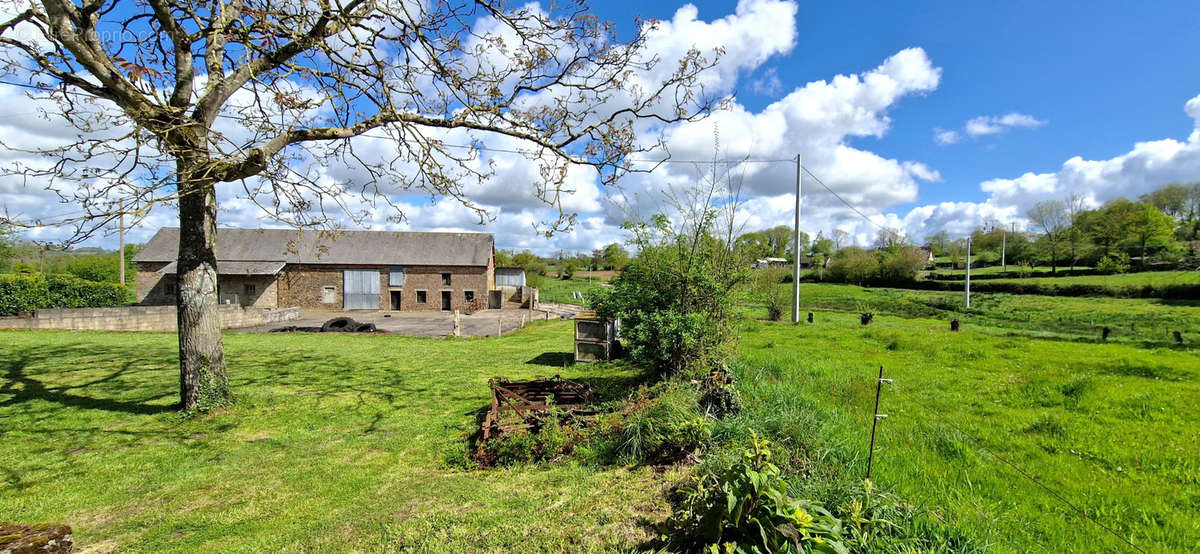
[955,270,1200,287]
[535,274,606,305]
[777,282,1198,344]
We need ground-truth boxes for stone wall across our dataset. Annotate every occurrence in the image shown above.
[394,265,491,312]
[136,261,173,305]
[276,264,347,309]
[139,261,496,312]
[137,263,279,309]
[0,305,299,332]
[278,264,492,311]
[216,274,279,308]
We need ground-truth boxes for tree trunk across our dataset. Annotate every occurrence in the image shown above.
[175,165,232,411]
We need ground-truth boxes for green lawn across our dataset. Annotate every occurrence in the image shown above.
[4,286,1198,552]
[729,310,1200,553]
[0,324,668,552]
[535,275,606,305]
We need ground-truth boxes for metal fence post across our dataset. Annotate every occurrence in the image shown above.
[866,366,893,479]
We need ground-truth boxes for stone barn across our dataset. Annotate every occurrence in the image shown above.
[134,228,499,312]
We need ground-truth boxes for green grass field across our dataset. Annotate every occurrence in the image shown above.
[780,282,1198,344]
[929,264,1088,278]
[535,274,606,305]
[3,284,1197,552]
[729,310,1199,553]
[0,325,668,552]
[951,270,1200,287]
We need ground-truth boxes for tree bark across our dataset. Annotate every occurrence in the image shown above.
[175,161,231,411]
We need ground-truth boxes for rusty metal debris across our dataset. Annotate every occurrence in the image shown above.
[480,375,596,442]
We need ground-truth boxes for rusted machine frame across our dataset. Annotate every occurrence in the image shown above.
[481,375,595,441]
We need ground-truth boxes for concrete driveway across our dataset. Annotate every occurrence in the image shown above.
[239,306,579,338]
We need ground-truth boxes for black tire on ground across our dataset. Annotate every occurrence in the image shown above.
[353,322,377,333]
[321,317,357,332]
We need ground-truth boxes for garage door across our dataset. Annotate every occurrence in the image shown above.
[343,270,380,310]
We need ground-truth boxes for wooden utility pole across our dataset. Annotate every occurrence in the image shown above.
[118,199,126,286]
[791,154,802,324]
[964,237,972,308]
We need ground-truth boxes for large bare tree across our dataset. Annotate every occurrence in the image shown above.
[0,0,718,410]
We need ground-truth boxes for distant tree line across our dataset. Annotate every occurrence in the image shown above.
[494,242,631,285]
[929,183,1200,274]
[0,223,140,284]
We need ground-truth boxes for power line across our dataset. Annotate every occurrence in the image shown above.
[801,165,889,233]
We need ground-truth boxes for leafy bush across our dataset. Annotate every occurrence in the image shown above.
[662,432,851,553]
[873,247,926,284]
[826,247,925,286]
[590,219,744,376]
[663,432,976,553]
[66,254,121,282]
[0,273,127,315]
[754,267,790,321]
[1015,262,1034,278]
[826,248,878,285]
[1095,252,1131,274]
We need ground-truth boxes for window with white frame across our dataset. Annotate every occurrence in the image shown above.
[389,267,405,286]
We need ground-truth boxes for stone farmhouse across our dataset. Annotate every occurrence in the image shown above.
[134,227,517,312]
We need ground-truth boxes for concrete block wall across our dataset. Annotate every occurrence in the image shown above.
[0,305,299,332]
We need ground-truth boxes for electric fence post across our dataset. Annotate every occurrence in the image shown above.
[866,366,893,479]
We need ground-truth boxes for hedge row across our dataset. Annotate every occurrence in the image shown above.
[894,279,1200,299]
[926,268,1106,281]
[0,274,128,316]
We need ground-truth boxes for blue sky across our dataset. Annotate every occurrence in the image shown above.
[595,0,1200,210]
[3,0,1200,252]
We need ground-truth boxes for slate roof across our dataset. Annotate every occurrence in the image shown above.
[156,261,286,275]
[134,228,493,267]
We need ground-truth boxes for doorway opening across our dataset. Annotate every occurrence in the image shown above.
[390,291,403,311]
[441,290,452,311]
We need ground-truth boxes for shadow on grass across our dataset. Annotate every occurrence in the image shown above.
[1,349,176,415]
[525,352,575,367]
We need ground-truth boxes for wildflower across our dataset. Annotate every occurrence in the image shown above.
[793,507,814,528]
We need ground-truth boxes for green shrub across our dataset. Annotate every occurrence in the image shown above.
[826,247,926,286]
[754,267,790,321]
[1095,253,1131,274]
[0,273,127,315]
[663,432,977,553]
[662,432,851,554]
[591,236,741,377]
[614,382,712,464]
[826,248,878,285]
